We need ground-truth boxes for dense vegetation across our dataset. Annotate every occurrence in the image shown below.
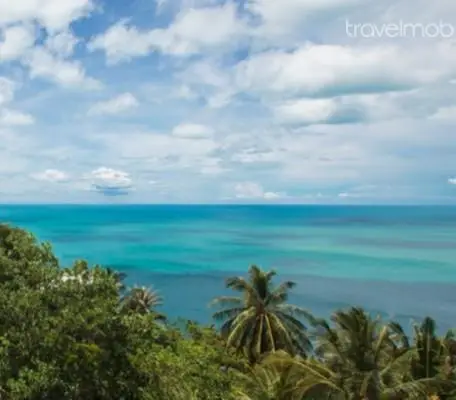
[0,224,454,399]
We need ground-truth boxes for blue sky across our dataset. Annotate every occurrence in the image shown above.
[0,0,456,204]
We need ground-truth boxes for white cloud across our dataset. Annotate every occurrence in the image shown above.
[338,192,355,198]
[0,78,34,126]
[172,123,214,139]
[88,93,139,116]
[45,30,79,58]
[222,123,403,185]
[274,98,340,125]
[176,39,456,118]
[0,109,34,126]
[0,24,92,90]
[449,178,456,185]
[155,0,219,12]
[247,0,361,40]
[172,85,198,100]
[0,0,94,32]
[90,130,221,176]
[0,24,36,61]
[272,93,407,125]
[234,181,285,200]
[263,191,282,199]
[89,3,248,63]
[147,3,247,56]
[31,169,69,182]
[177,60,236,108]
[90,167,131,186]
[25,47,100,88]
[86,167,133,196]
[234,43,456,100]
[88,20,157,64]
[0,77,15,105]
[199,157,226,175]
[231,147,279,164]
[336,185,419,201]
[95,131,219,161]
[430,106,456,121]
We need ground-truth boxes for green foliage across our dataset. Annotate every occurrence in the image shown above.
[130,324,243,399]
[0,224,243,399]
[121,285,166,320]
[0,225,141,399]
[237,310,456,400]
[0,224,454,400]
[211,265,315,363]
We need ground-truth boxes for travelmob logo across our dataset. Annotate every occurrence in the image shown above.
[345,20,455,39]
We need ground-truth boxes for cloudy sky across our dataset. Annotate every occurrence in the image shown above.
[1,0,456,204]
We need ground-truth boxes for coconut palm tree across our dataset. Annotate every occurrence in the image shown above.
[235,349,309,400]
[259,351,345,399]
[256,350,442,400]
[121,285,166,320]
[304,307,441,400]
[411,317,456,399]
[210,265,315,363]
[411,317,444,381]
[441,329,456,388]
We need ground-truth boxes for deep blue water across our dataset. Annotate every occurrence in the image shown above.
[1,205,455,332]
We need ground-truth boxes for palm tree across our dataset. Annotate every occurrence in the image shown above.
[235,350,302,400]
[411,317,444,381]
[411,317,456,398]
[260,351,346,399]
[210,265,315,363]
[305,307,440,400]
[121,285,166,320]
[441,329,456,386]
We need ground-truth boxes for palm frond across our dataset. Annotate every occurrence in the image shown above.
[209,296,243,308]
[382,377,444,398]
[225,276,260,303]
[226,309,256,349]
[388,320,410,348]
[212,307,246,321]
[276,304,317,324]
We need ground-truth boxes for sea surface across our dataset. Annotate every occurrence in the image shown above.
[1,205,455,333]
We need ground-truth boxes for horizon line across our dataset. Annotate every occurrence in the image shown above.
[0,203,455,207]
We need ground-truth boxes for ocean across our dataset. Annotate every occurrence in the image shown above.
[1,205,455,333]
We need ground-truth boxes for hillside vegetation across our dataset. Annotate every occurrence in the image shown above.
[0,224,455,399]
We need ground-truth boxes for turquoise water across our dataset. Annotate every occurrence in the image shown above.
[1,205,455,331]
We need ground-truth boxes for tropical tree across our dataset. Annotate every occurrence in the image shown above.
[412,317,446,380]
[210,265,315,363]
[105,267,127,293]
[235,350,299,400]
[441,329,456,398]
[304,307,441,400]
[0,227,143,399]
[411,317,456,399]
[122,285,166,320]
[126,317,244,400]
[258,351,345,399]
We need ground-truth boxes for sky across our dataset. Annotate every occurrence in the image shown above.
[0,0,456,204]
